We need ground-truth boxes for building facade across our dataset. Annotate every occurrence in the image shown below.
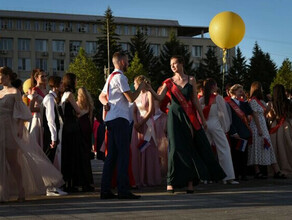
[0,10,234,80]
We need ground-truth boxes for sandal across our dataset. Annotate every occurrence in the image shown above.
[274,171,287,179]
[254,172,267,179]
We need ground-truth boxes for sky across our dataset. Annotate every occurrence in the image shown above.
[2,0,292,68]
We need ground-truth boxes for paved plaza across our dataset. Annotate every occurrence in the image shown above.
[1,160,292,219]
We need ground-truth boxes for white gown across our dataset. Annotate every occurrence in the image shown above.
[0,92,64,202]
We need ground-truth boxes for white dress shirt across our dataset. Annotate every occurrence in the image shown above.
[101,69,131,122]
[43,90,58,142]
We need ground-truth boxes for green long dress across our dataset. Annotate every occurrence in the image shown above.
[166,83,226,187]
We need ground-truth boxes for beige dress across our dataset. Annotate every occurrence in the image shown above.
[0,93,64,202]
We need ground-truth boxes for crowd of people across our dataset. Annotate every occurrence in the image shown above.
[0,51,292,202]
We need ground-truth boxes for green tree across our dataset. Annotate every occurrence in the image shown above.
[195,48,221,88]
[227,47,248,86]
[128,30,158,84]
[67,47,104,111]
[93,7,121,74]
[125,52,148,85]
[158,32,194,84]
[270,58,292,92]
[247,42,277,94]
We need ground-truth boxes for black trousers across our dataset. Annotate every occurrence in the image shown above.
[230,138,248,178]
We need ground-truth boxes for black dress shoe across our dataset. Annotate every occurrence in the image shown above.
[100,191,117,199]
[118,192,141,199]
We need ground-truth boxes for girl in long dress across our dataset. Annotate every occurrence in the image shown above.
[148,56,226,193]
[61,73,88,192]
[76,87,94,192]
[0,67,64,202]
[199,78,238,184]
[247,82,286,179]
[130,75,161,186]
[29,69,48,148]
[268,84,292,177]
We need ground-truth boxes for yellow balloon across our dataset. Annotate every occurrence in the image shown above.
[23,78,32,94]
[209,11,245,49]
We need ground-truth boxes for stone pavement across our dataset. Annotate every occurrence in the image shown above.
[1,160,292,219]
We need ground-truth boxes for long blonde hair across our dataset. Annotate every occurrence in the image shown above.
[77,87,94,124]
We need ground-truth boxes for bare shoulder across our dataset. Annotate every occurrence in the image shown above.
[10,87,18,94]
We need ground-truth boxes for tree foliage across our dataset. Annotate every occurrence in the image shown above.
[247,42,277,94]
[68,47,104,95]
[125,52,148,85]
[93,7,121,74]
[227,47,248,86]
[195,48,221,88]
[270,58,292,92]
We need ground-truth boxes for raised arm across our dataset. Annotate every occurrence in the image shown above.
[147,83,168,102]
[123,81,145,103]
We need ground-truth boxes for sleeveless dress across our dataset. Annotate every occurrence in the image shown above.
[0,93,64,202]
[166,83,226,187]
[130,92,161,186]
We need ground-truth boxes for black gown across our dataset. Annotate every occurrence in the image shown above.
[61,102,92,191]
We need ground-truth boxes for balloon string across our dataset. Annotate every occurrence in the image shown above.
[222,48,227,93]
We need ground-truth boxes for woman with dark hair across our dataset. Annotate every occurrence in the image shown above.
[148,56,226,193]
[60,73,88,192]
[0,67,64,202]
[268,84,292,177]
[29,69,48,148]
[199,78,237,184]
[248,82,286,179]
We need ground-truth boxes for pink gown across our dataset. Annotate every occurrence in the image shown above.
[0,92,64,202]
[153,102,168,177]
[130,92,161,186]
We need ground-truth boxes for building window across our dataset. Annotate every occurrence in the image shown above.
[192,46,202,57]
[35,39,48,52]
[93,24,99,34]
[70,41,81,54]
[36,59,47,71]
[24,20,31,30]
[0,57,12,68]
[86,41,97,54]
[0,38,13,50]
[184,45,190,52]
[44,22,54,31]
[161,28,168,37]
[34,21,39,31]
[0,19,13,30]
[18,39,30,51]
[150,44,160,56]
[146,27,151,36]
[59,23,65,32]
[116,25,121,35]
[131,26,136,35]
[52,40,65,52]
[124,26,129,35]
[18,58,31,71]
[153,27,159,36]
[120,43,129,52]
[53,59,64,71]
[17,20,22,30]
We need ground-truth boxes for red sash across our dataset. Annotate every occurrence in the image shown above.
[269,117,285,134]
[251,97,266,112]
[226,98,250,130]
[104,71,121,155]
[203,94,217,120]
[164,78,201,130]
[32,87,46,98]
